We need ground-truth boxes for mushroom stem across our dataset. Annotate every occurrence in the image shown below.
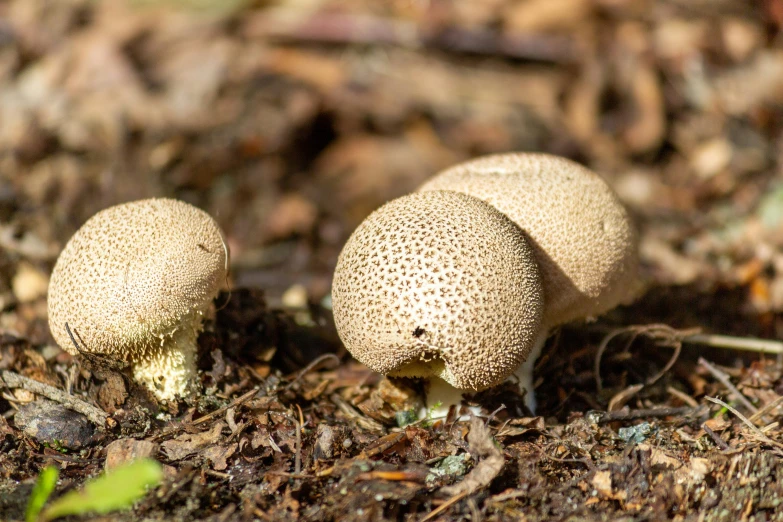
[421,330,550,419]
[422,376,481,419]
[513,329,549,414]
[131,324,199,401]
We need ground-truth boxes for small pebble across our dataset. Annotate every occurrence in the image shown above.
[105,438,159,471]
[618,422,654,444]
[14,399,95,450]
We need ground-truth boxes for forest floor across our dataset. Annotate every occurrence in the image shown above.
[2,1,783,521]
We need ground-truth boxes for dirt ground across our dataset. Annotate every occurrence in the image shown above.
[2,0,783,520]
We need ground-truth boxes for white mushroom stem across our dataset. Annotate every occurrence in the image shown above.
[513,330,549,414]
[132,325,199,401]
[421,331,550,419]
[423,376,480,419]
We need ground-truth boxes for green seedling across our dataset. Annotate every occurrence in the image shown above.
[25,466,58,522]
[26,458,163,522]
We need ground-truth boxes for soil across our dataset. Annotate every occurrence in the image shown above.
[2,1,783,521]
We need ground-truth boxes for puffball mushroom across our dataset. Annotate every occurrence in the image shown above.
[419,153,639,329]
[332,190,544,417]
[419,153,640,410]
[47,198,228,401]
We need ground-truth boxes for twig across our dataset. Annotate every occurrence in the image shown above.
[245,10,577,63]
[705,396,783,451]
[583,324,783,355]
[356,470,428,482]
[594,324,690,391]
[588,406,696,424]
[203,469,232,480]
[422,492,468,522]
[316,466,334,477]
[38,452,103,464]
[667,386,699,407]
[594,328,628,391]
[685,334,783,355]
[484,404,506,427]
[748,396,783,425]
[698,358,757,414]
[284,353,340,390]
[535,445,595,471]
[359,432,406,459]
[0,371,108,427]
[647,339,682,387]
[153,386,260,441]
[487,489,528,504]
[266,471,316,479]
[702,423,730,450]
[589,324,783,391]
[607,384,644,412]
[330,394,385,432]
[294,404,304,475]
[192,387,260,427]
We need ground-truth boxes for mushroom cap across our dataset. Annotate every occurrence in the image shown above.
[419,153,639,328]
[48,198,228,362]
[332,190,544,391]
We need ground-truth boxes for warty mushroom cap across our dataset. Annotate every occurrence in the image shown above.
[418,153,639,329]
[47,198,228,400]
[331,190,544,391]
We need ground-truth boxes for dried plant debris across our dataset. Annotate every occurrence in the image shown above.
[2,0,783,520]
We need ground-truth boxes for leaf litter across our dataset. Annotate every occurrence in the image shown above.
[2,0,783,521]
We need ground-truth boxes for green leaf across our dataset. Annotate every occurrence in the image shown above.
[40,459,163,521]
[25,466,59,522]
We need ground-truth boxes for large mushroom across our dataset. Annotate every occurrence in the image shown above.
[419,153,639,330]
[419,153,640,411]
[332,190,544,417]
[333,153,639,416]
[47,198,228,401]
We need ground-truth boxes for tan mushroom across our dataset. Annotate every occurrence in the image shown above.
[420,153,639,330]
[47,198,229,401]
[332,190,544,416]
[419,153,640,409]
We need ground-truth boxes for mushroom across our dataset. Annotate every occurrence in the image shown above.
[331,190,544,417]
[47,198,229,401]
[419,153,640,409]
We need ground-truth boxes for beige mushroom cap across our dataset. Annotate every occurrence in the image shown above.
[419,153,639,329]
[47,198,228,400]
[332,190,544,391]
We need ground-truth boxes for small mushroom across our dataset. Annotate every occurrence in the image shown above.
[419,153,640,408]
[332,190,544,417]
[47,198,228,401]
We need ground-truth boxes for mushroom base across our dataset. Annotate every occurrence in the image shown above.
[513,330,549,414]
[420,330,550,419]
[132,327,199,401]
[422,376,482,419]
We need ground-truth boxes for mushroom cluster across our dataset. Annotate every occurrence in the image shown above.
[332,153,639,416]
[47,198,228,401]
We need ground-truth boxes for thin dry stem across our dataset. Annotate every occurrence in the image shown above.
[0,370,108,428]
[705,396,783,451]
[685,334,783,355]
[698,358,757,414]
[594,324,689,391]
[749,396,783,425]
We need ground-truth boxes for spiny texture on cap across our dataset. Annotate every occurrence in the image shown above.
[48,198,227,399]
[419,153,639,329]
[332,190,544,391]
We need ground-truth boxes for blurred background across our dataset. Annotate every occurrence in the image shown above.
[1,0,782,347]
